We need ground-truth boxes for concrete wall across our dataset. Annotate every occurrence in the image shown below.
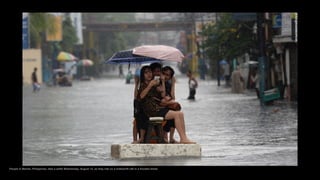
[23,49,42,85]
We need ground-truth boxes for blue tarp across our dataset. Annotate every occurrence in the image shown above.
[105,49,161,64]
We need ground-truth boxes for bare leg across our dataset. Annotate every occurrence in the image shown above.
[133,129,145,144]
[139,129,146,143]
[178,111,186,132]
[169,127,177,143]
[163,132,169,143]
[164,110,195,144]
[132,119,138,144]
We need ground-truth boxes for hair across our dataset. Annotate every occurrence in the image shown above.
[140,65,152,83]
[150,62,162,71]
[162,66,175,77]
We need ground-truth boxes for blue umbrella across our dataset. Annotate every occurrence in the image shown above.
[219,59,228,65]
[105,49,161,64]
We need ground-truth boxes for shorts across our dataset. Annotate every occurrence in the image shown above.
[163,119,175,132]
[138,107,169,131]
[133,99,140,118]
[155,107,170,118]
[136,110,149,131]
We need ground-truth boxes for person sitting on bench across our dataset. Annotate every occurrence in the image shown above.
[136,65,195,144]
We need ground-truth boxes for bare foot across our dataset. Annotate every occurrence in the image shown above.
[179,138,196,144]
[170,139,178,144]
[132,139,144,144]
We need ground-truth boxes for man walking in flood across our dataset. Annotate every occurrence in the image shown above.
[31,67,40,93]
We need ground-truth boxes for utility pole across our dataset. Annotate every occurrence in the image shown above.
[216,13,220,86]
[257,13,266,106]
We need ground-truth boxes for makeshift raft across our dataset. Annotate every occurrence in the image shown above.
[111,144,201,159]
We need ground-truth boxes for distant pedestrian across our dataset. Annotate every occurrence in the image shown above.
[125,70,133,84]
[186,70,198,100]
[31,67,40,93]
[223,63,230,86]
[231,66,244,93]
[119,65,124,78]
[250,67,260,98]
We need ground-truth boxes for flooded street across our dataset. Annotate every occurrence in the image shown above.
[22,74,297,166]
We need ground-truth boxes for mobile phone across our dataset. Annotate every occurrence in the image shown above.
[154,76,160,80]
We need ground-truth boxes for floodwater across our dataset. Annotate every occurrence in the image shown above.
[22,73,297,166]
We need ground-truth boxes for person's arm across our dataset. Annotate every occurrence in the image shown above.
[156,73,166,98]
[250,75,257,82]
[193,77,198,88]
[160,79,166,98]
[159,98,176,106]
[139,80,157,99]
[134,77,139,99]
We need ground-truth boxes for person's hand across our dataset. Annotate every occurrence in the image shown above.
[160,73,165,81]
[150,79,160,86]
[172,76,176,83]
[163,96,172,101]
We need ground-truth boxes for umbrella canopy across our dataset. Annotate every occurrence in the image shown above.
[248,60,258,65]
[219,59,228,65]
[105,49,161,64]
[57,51,78,61]
[132,45,184,62]
[105,45,185,64]
[53,68,65,73]
[77,59,94,66]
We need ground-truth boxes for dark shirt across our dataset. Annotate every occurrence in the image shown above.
[32,71,38,83]
[138,82,163,117]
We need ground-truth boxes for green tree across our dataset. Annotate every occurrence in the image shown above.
[29,13,78,54]
[201,13,256,78]
[60,16,78,53]
[29,13,57,48]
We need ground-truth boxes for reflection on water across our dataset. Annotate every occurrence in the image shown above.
[23,77,297,166]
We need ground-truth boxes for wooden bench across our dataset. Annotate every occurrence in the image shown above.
[144,117,165,144]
